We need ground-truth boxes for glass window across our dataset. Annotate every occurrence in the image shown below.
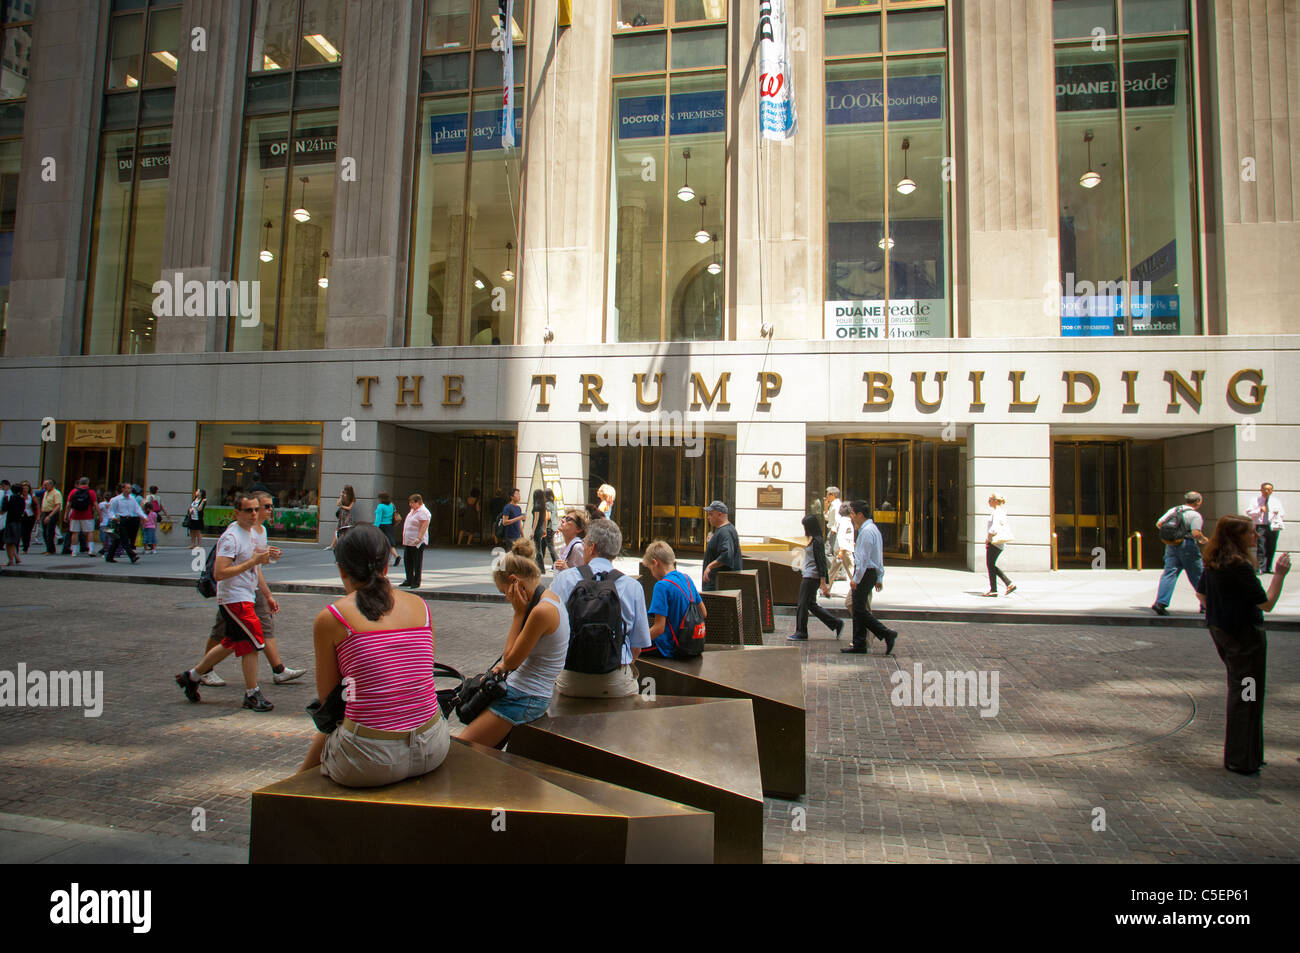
[824,6,951,340]
[121,126,171,353]
[107,14,145,89]
[613,32,666,74]
[1122,0,1187,34]
[0,138,17,355]
[0,21,31,98]
[298,0,344,67]
[84,130,138,354]
[1052,0,1115,39]
[3,2,37,23]
[1053,4,1198,336]
[410,95,470,347]
[426,0,473,49]
[476,0,525,46]
[143,6,180,86]
[674,0,726,24]
[671,26,725,69]
[617,0,664,29]
[609,76,666,341]
[195,424,323,541]
[251,0,298,72]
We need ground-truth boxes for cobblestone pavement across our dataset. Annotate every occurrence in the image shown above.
[0,580,1296,863]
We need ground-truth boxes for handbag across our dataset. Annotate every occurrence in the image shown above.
[433,662,465,719]
[306,681,347,733]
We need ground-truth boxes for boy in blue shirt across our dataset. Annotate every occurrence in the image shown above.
[643,541,708,658]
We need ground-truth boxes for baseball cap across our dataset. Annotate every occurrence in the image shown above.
[704,500,728,514]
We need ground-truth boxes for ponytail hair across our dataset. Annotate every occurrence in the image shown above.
[492,537,541,587]
[334,524,396,621]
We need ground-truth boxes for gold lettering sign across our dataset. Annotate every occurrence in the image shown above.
[356,375,379,407]
[1163,370,1205,413]
[968,371,985,411]
[756,372,782,411]
[1061,371,1099,413]
[532,374,556,411]
[396,375,424,407]
[911,371,945,413]
[689,372,731,411]
[756,485,784,509]
[1227,368,1265,413]
[634,372,663,411]
[443,375,465,407]
[862,372,893,411]
[1008,371,1039,411]
[223,445,269,459]
[68,422,122,447]
[1121,370,1140,413]
[579,374,608,412]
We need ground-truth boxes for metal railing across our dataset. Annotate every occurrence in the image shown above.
[1126,532,1143,571]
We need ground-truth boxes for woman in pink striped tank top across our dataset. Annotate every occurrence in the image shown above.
[299,525,450,787]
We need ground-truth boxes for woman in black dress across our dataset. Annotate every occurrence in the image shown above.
[1195,514,1291,776]
[529,488,549,572]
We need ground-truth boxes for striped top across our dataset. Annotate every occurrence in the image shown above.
[329,601,438,731]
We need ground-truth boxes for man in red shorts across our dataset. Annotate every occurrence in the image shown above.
[175,492,280,711]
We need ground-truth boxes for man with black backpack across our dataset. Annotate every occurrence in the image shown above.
[642,540,708,659]
[548,518,651,697]
[1152,490,1209,616]
[64,478,97,557]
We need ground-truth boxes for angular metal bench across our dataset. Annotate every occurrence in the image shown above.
[745,554,802,607]
[701,589,745,645]
[508,694,764,864]
[636,646,806,798]
[250,737,713,863]
[739,558,777,629]
[717,570,765,644]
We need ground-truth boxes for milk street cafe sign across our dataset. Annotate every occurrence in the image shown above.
[355,365,1268,416]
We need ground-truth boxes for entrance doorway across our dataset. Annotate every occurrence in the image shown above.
[424,432,515,546]
[589,436,735,554]
[809,436,965,560]
[1052,439,1164,566]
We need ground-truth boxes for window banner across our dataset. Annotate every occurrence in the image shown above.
[616,90,726,139]
[825,300,945,340]
[496,0,516,148]
[758,0,797,141]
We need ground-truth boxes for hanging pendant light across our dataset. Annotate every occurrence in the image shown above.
[318,250,329,289]
[502,241,515,282]
[677,149,695,202]
[292,176,311,222]
[707,232,722,274]
[695,197,710,244]
[895,137,916,195]
[1079,130,1101,189]
[259,220,274,262]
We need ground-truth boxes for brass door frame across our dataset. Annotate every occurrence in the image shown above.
[450,430,515,543]
[1052,438,1131,562]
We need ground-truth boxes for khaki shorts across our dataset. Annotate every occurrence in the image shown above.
[69,519,96,533]
[556,664,639,698]
[321,714,450,788]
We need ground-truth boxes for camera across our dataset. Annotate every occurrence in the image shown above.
[455,669,508,724]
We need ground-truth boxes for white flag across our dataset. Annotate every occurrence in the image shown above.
[758,0,797,141]
[497,0,516,148]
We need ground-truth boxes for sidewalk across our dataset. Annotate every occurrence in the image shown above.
[4,542,1297,628]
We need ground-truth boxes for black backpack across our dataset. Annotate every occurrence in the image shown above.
[665,575,706,658]
[1157,506,1190,543]
[564,565,626,674]
[69,487,91,511]
[196,545,218,598]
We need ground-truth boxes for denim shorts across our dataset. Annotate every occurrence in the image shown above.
[488,685,552,726]
[141,528,157,544]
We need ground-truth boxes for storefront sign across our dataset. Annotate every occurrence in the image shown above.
[429,108,523,155]
[68,422,121,447]
[617,90,727,139]
[258,126,337,170]
[116,142,172,183]
[825,300,945,339]
[1055,59,1177,112]
[825,75,943,125]
[223,445,269,459]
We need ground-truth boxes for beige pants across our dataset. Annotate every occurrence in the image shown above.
[827,550,853,584]
[556,664,639,698]
[320,714,450,788]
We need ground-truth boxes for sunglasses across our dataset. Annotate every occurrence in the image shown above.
[560,516,575,524]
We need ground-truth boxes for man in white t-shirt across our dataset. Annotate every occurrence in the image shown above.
[827,502,855,585]
[175,493,282,711]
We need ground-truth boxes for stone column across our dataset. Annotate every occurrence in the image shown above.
[516,0,613,346]
[320,418,382,541]
[734,421,806,541]
[1207,0,1300,334]
[952,0,1060,337]
[1209,424,1299,533]
[4,0,104,356]
[146,421,198,548]
[966,423,1051,571]
[730,0,824,342]
[325,0,421,349]
[156,0,247,354]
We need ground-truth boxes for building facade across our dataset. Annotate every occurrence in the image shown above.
[0,0,1296,572]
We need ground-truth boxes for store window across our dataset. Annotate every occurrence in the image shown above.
[1053,0,1199,336]
[83,1,178,355]
[195,423,323,539]
[38,421,150,501]
[823,1,950,341]
[0,0,33,355]
[408,0,525,347]
[607,1,726,342]
[231,0,343,351]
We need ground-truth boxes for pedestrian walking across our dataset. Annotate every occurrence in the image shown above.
[842,500,898,655]
[2,480,25,565]
[19,482,36,554]
[823,486,841,563]
[374,490,400,565]
[328,485,355,550]
[105,484,144,563]
[529,488,549,572]
[983,493,1016,596]
[456,487,480,546]
[1152,491,1208,615]
[64,478,97,556]
[184,489,206,548]
[544,488,559,566]
[499,487,525,542]
[1195,515,1291,775]
[400,493,431,588]
[1245,482,1284,574]
[827,502,854,585]
[38,479,62,553]
[789,515,844,641]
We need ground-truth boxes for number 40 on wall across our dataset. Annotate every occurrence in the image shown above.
[758,461,783,479]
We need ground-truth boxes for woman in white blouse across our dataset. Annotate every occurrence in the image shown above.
[983,493,1016,597]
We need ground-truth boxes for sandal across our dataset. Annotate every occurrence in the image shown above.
[982,590,997,597]
[1005,584,1016,594]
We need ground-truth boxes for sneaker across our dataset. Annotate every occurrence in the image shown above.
[242,689,273,712]
[1151,603,1169,616]
[273,666,307,684]
[199,670,227,687]
[175,671,201,703]
[786,633,808,641]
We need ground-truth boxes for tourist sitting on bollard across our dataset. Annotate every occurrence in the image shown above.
[642,540,708,658]
[554,507,588,571]
[551,518,651,697]
[458,538,570,748]
[300,525,450,787]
